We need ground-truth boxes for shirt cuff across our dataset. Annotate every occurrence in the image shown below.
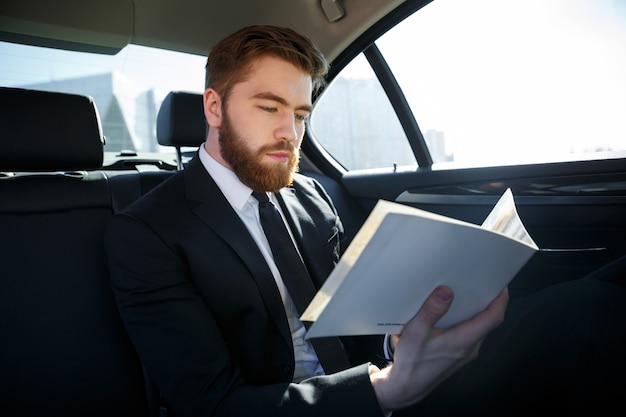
[383,334,394,364]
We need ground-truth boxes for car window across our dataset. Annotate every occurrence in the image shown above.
[0,41,206,164]
[311,0,626,170]
[310,53,417,171]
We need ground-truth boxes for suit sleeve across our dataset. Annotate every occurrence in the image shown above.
[104,212,385,417]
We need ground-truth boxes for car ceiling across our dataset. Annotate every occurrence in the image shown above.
[0,0,407,61]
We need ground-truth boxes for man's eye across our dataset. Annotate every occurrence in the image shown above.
[261,106,277,113]
[295,114,308,122]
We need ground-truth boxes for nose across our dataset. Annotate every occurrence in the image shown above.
[275,111,300,143]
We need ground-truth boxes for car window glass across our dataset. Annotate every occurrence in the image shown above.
[310,54,416,171]
[0,42,206,163]
[312,0,626,170]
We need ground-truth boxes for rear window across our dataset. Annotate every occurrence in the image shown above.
[0,42,206,164]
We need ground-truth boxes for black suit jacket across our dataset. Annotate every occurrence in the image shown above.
[105,155,385,417]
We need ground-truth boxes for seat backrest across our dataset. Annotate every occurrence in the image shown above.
[156,91,206,170]
[0,87,149,417]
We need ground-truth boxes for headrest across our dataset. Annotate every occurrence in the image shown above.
[157,91,206,148]
[0,87,104,171]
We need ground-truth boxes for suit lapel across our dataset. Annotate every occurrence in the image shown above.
[277,186,353,373]
[276,185,334,289]
[276,188,307,244]
[183,156,292,345]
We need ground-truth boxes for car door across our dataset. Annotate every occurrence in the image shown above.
[302,0,626,300]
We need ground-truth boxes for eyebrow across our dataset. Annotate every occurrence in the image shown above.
[252,92,313,113]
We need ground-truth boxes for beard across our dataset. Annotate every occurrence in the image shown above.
[218,109,300,193]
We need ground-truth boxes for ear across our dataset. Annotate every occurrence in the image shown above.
[203,88,222,128]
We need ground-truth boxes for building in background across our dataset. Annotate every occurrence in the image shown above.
[25,72,160,153]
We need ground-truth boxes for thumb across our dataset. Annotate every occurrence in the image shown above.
[415,285,454,328]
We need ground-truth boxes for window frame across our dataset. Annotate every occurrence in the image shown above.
[305,0,626,175]
[303,0,432,178]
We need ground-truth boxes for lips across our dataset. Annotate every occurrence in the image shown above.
[266,151,291,163]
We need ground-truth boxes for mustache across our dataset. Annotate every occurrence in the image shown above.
[259,141,298,154]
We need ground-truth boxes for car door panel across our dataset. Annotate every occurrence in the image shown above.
[333,159,626,298]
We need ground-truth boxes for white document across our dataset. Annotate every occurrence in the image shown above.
[301,188,538,338]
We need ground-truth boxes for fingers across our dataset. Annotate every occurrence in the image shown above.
[398,286,454,343]
[374,286,509,412]
[416,285,454,328]
[475,286,508,328]
[452,287,509,342]
[489,287,509,318]
[397,286,508,351]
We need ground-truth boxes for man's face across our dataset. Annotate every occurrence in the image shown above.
[218,56,313,192]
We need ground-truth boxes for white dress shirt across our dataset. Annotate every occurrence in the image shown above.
[198,145,323,382]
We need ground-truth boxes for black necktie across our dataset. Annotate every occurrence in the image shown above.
[252,191,350,373]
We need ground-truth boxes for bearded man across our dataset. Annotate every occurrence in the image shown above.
[105,25,626,417]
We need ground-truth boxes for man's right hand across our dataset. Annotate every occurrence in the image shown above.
[369,285,509,413]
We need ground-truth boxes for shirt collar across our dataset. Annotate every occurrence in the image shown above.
[198,143,254,212]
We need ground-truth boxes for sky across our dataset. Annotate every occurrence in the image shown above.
[338,0,626,163]
[0,41,207,93]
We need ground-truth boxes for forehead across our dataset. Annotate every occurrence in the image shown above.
[235,55,313,104]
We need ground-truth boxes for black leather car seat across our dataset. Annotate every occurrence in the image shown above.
[0,87,150,417]
[156,90,206,170]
